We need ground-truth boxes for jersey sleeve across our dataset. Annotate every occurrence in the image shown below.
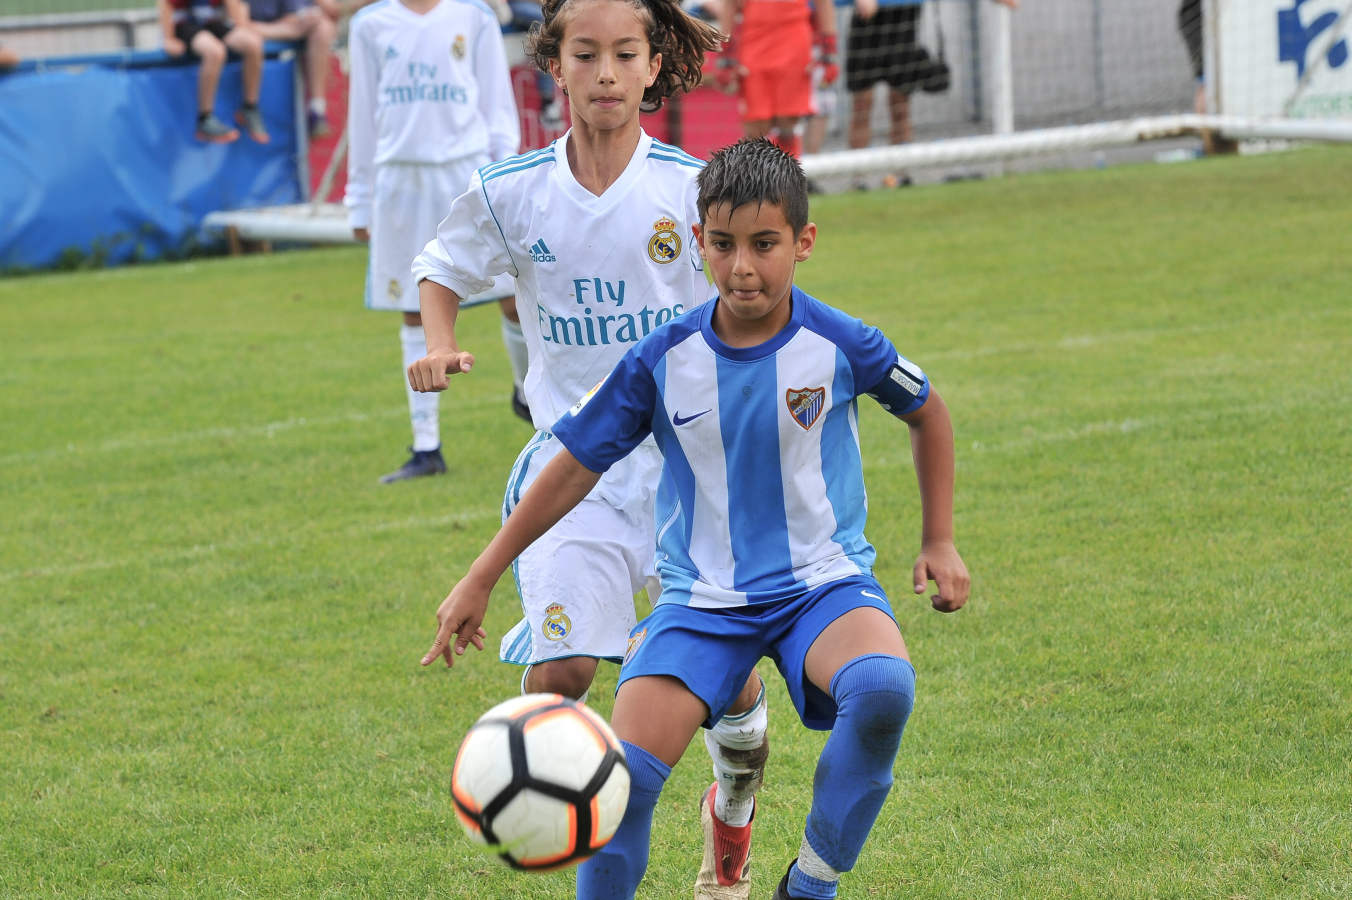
[836,311,930,417]
[550,350,658,474]
[474,13,520,162]
[343,14,378,230]
[864,342,930,418]
[410,169,517,297]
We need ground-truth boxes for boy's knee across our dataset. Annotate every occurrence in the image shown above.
[832,654,915,734]
[524,657,597,700]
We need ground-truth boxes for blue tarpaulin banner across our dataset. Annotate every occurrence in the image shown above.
[0,52,301,270]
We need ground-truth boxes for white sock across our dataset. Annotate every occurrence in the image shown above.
[705,686,768,828]
[309,97,326,115]
[400,324,439,452]
[797,837,842,883]
[500,314,529,393]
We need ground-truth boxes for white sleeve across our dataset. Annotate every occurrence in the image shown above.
[343,15,378,230]
[411,172,519,295]
[475,16,520,163]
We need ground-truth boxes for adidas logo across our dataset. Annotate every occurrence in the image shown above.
[528,238,556,263]
[385,46,398,60]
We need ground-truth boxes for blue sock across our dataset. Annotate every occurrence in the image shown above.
[789,654,916,898]
[575,741,669,900]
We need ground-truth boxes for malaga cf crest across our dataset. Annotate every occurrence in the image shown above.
[541,603,572,642]
[786,387,825,430]
[451,35,466,59]
[647,216,681,265]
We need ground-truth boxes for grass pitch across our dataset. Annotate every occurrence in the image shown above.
[2,147,1350,898]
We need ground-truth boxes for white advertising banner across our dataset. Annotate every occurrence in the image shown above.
[1218,0,1352,118]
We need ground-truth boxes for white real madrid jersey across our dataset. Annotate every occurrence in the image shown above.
[345,0,519,229]
[412,130,714,430]
[551,287,932,610]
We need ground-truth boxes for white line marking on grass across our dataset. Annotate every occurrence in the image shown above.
[0,508,499,584]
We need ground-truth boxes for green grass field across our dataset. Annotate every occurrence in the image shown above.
[3,147,1350,898]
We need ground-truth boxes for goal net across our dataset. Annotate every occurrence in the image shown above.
[785,0,1352,187]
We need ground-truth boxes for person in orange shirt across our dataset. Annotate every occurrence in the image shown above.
[715,0,838,157]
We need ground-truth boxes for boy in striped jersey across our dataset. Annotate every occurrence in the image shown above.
[419,136,969,899]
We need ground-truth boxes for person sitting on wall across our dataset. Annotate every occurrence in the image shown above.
[243,0,339,137]
[158,0,270,144]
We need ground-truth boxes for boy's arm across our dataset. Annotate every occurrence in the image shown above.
[344,16,377,237]
[420,451,602,667]
[406,278,472,391]
[223,0,252,26]
[900,388,970,612]
[158,0,184,55]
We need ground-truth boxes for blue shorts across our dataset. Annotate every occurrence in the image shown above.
[616,575,896,731]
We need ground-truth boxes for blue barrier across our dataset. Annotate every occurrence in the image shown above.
[0,48,301,270]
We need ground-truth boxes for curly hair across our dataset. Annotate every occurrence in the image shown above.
[525,0,724,112]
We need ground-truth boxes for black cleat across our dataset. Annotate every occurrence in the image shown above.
[511,388,532,424]
[773,860,798,899]
[379,446,446,484]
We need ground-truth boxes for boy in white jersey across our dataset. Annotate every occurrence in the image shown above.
[410,2,772,897]
[345,0,528,483]
[419,138,970,899]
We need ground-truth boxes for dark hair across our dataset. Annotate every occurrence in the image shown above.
[697,138,810,234]
[525,0,724,112]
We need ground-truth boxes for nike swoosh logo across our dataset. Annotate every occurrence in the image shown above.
[673,409,711,426]
[860,589,885,602]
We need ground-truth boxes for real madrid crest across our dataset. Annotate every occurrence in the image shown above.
[541,603,572,642]
[451,35,466,60]
[387,278,402,301]
[647,216,681,265]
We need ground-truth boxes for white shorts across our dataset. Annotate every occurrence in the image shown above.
[365,159,513,312]
[498,431,662,666]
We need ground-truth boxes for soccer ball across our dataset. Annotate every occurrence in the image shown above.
[451,693,630,871]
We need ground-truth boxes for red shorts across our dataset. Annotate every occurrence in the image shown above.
[740,63,813,122]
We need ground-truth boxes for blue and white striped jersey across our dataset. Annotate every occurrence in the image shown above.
[552,286,931,609]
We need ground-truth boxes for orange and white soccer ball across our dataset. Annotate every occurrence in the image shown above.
[451,694,630,871]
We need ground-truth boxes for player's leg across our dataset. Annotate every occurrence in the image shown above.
[374,163,470,481]
[581,603,766,900]
[769,116,803,157]
[775,587,914,899]
[224,24,269,142]
[381,308,447,482]
[497,297,531,423]
[696,669,768,899]
[577,674,708,900]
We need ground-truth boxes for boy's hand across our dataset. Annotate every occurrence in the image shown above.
[164,36,186,57]
[407,350,475,392]
[420,582,491,668]
[352,227,369,243]
[913,541,969,612]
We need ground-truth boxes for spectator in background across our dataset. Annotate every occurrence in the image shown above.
[715,0,839,157]
[345,0,525,483]
[0,44,19,69]
[158,0,270,143]
[845,0,1014,187]
[244,0,340,137]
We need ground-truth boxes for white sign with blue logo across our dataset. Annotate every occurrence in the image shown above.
[1219,0,1352,118]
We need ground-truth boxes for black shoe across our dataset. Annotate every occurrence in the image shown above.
[379,446,446,484]
[511,388,532,424]
[773,860,797,899]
